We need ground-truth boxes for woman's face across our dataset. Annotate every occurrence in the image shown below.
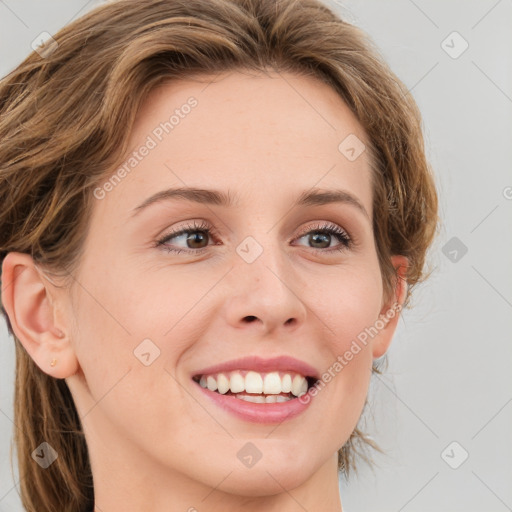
[61,71,403,497]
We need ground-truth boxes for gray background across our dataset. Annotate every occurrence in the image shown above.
[1,1,511,511]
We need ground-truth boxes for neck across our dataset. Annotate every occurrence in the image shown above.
[91,443,343,512]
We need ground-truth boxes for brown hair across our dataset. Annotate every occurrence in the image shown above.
[0,0,438,510]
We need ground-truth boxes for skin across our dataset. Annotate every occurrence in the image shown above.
[2,70,407,512]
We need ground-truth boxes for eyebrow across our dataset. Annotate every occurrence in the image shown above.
[295,188,370,220]
[130,187,235,217]
[130,186,370,220]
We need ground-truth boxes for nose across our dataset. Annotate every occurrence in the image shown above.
[222,243,307,335]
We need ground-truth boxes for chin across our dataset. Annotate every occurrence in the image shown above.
[222,449,318,496]
[221,464,313,497]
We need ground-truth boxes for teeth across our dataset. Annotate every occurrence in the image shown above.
[230,372,245,393]
[245,371,263,393]
[206,376,217,392]
[291,374,308,397]
[217,373,230,394]
[237,394,266,403]
[196,370,310,397]
[281,373,292,393]
[263,372,281,394]
[235,394,292,403]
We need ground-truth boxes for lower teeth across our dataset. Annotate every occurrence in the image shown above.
[234,394,293,403]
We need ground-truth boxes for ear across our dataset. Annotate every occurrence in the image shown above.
[1,252,78,379]
[371,255,409,359]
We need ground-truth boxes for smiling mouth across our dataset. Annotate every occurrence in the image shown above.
[192,370,318,403]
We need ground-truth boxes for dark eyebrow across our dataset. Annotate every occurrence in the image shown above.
[130,186,369,220]
[130,187,236,217]
[295,188,370,220]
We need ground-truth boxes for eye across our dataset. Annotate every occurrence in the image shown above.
[155,220,352,255]
[155,220,218,254]
[293,222,352,253]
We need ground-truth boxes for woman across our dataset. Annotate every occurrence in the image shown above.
[0,0,438,510]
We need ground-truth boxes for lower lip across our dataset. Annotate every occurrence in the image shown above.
[194,382,314,424]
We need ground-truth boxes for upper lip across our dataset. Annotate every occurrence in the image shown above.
[192,355,320,381]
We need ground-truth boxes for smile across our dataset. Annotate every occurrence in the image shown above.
[191,355,321,423]
[193,370,318,403]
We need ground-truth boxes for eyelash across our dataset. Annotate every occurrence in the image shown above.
[155,220,352,255]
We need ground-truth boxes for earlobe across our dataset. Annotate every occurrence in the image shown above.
[1,252,78,379]
[372,255,409,359]
[392,255,409,306]
[380,254,409,314]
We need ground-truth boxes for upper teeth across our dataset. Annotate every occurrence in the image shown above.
[197,370,309,397]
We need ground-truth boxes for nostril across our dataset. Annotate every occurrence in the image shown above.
[244,316,258,323]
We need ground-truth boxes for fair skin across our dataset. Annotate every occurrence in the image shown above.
[2,70,407,512]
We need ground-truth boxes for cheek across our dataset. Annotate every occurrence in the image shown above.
[317,261,384,347]
[312,262,382,410]
[68,260,202,399]
[68,278,190,441]
[66,264,151,400]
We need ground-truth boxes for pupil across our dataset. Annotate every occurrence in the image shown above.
[187,231,207,248]
[311,232,330,248]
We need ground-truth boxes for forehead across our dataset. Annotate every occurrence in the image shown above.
[95,70,373,220]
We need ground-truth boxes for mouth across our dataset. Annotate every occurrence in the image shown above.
[192,370,319,403]
[190,355,321,423]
